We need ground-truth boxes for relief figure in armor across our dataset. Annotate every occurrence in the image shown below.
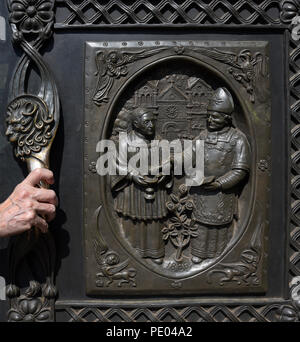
[110,107,173,265]
[190,87,251,264]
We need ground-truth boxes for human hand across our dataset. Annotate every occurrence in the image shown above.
[202,176,216,185]
[131,174,148,187]
[0,168,58,238]
[202,181,221,191]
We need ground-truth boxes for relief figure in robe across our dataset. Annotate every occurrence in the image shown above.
[110,107,173,265]
[190,87,251,264]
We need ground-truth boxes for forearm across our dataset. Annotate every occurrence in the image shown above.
[216,169,248,191]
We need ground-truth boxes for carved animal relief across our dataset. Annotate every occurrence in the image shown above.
[84,40,270,295]
[2,0,297,323]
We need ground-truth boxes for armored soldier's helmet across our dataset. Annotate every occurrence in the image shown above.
[207,87,234,115]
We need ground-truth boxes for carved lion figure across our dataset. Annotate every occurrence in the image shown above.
[6,95,54,161]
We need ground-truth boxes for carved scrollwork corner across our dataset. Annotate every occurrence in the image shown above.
[93,206,137,288]
[93,47,167,106]
[5,0,59,322]
[191,48,268,103]
[94,247,137,288]
[206,222,264,287]
[281,0,300,40]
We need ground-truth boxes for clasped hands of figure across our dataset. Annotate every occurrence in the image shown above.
[0,168,58,238]
[130,173,168,187]
[130,172,220,190]
[128,152,221,190]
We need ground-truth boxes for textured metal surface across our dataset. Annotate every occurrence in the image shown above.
[290,31,300,280]
[278,0,300,284]
[55,302,283,322]
[54,0,281,27]
[83,40,271,296]
[0,0,298,322]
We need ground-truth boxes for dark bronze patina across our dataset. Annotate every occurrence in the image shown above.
[84,40,271,295]
[110,107,173,265]
[3,0,298,323]
[190,87,250,264]
[5,0,59,322]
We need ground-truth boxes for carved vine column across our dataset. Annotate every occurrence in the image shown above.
[5,0,59,322]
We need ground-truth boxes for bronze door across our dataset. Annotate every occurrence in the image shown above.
[0,0,298,322]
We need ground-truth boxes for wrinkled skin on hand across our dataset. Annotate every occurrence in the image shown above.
[0,168,58,238]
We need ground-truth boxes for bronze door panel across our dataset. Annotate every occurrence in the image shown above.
[84,40,270,295]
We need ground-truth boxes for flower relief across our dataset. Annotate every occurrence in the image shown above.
[163,184,197,262]
[9,0,54,34]
[166,105,178,119]
[8,297,51,322]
